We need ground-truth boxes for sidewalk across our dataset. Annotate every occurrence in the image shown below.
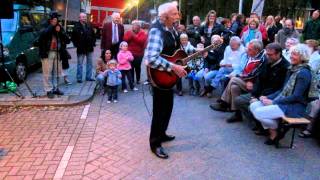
[0,46,100,107]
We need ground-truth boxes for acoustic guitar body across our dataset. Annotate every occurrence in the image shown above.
[147,50,188,90]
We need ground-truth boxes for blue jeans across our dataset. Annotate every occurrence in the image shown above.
[195,69,218,89]
[77,52,93,81]
[210,67,233,88]
[96,73,105,90]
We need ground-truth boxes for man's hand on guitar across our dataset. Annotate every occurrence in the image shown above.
[172,64,187,78]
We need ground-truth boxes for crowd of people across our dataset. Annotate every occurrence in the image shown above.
[38,6,320,149]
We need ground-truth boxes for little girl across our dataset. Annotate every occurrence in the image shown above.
[117,41,138,93]
[104,60,122,103]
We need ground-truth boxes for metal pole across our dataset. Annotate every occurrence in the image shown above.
[239,0,243,14]
[137,1,139,20]
[64,0,69,30]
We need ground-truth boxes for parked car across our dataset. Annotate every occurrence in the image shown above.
[0,4,49,82]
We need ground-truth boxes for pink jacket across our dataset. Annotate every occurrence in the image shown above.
[117,50,134,70]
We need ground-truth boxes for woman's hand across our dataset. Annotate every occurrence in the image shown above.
[261,98,273,106]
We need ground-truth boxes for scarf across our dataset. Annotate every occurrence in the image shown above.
[280,63,318,100]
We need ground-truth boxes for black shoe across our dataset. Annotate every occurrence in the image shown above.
[162,135,175,142]
[254,130,269,136]
[86,78,95,81]
[178,91,183,96]
[47,91,54,99]
[264,138,277,145]
[210,102,230,112]
[54,88,64,95]
[77,80,83,83]
[226,113,242,123]
[151,146,169,159]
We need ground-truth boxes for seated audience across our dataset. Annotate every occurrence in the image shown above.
[209,36,245,91]
[177,33,196,96]
[250,44,313,146]
[231,43,289,129]
[210,39,265,112]
[195,35,226,97]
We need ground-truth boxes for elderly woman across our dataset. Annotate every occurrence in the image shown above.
[209,36,245,90]
[123,20,148,84]
[96,50,112,94]
[250,44,313,146]
[195,35,226,97]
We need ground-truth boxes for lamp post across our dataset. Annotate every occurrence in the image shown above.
[135,0,139,20]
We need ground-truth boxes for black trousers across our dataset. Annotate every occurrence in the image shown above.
[130,56,143,83]
[120,70,134,90]
[150,87,174,148]
[176,78,182,92]
[107,85,118,101]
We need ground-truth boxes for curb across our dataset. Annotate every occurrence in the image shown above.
[0,93,96,107]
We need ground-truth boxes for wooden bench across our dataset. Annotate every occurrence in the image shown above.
[280,116,311,148]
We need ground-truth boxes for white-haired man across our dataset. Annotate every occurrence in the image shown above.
[144,1,187,159]
[101,12,124,58]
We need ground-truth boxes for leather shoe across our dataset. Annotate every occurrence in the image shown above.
[151,146,169,159]
[162,135,175,142]
[54,88,64,95]
[226,113,242,123]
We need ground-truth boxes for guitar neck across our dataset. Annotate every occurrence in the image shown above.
[182,44,217,63]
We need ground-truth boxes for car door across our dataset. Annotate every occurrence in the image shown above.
[17,12,39,67]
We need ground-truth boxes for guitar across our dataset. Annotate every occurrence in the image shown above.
[147,42,222,90]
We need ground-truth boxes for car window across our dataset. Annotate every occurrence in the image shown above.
[31,13,47,30]
[20,13,32,26]
[1,11,18,32]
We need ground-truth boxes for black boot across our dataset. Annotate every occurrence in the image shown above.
[226,111,243,123]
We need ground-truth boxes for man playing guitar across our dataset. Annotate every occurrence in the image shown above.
[143,1,187,159]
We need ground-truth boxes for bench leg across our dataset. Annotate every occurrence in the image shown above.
[290,128,296,148]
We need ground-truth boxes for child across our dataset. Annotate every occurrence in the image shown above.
[117,41,138,93]
[104,60,122,103]
[178,33,196,96]
[187,43,205,96]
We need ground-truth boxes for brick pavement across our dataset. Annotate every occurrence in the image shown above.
[1,71,320,179]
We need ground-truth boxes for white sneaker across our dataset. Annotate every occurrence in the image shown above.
[133,87,138,91]
[143,81,149,85]
[123,89,128,93]
[107,100,111,104]
[113,100,118,103]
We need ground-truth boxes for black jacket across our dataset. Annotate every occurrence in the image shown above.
[71,22,96,54]
[186,24,201,46]
[251,56,290,98]
[200,23,225,47]
[38,24,70,59]
[203,44,226,70]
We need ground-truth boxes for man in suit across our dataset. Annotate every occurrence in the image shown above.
[101,12,124,58]
[144,1,187,159]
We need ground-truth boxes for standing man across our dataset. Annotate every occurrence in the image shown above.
[186,16,202,46]
[39,12,69,98]
[144,1,187,159]
[101,12,124,58]
[72,13,96,83]
[123,20,148,84]
[302,10,320,41]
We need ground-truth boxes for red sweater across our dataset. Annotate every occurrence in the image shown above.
[123,30,148,57]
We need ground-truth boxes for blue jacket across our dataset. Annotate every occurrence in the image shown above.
[104,69,122,86]
[268,67,312,118]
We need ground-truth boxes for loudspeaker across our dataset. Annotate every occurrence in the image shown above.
[0,0,14,19]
